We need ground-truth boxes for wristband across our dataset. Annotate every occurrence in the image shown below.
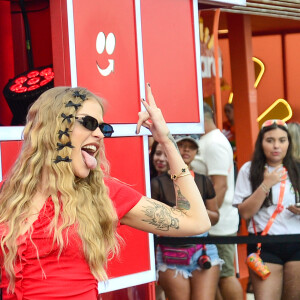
[260,183,270,195]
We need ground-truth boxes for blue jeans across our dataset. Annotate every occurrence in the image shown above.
[156,233,224,279]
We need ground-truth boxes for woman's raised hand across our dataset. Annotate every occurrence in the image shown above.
[136,84,170,144]
[263,165,287,189]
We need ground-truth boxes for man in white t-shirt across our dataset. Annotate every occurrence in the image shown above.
[192,103,242,300]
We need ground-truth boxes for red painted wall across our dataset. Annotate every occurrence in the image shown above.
[219,38,232,120]
[219,33,300,123]
[10,1,52,75]
[0,1,52,126]
[252,35,285,116]
[0,1,14,125]
[285,33,300,122]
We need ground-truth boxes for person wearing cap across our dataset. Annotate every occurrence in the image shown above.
[191,103,243,300]
[151,135,223,300]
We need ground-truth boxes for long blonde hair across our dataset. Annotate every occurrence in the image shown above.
[0,87,119,290]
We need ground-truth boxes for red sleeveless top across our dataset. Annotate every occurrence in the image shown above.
[0,179,142,300]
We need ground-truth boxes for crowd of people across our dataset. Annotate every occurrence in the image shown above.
[0,83,300,300]
[151,135,222,300]
[149,103,300,300]
[150,104,243,300]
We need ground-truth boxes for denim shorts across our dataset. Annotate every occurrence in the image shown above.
[156,242,224,279]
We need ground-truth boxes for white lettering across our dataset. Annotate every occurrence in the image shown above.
[201,55,223,78]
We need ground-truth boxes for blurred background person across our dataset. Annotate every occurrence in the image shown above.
[287,122,300,162]
[192,103,242,300]
[149,140,169,179]
[151,136,222,300]
[149,140,168,300]
[222,103,236,162]
[148,136,155,154]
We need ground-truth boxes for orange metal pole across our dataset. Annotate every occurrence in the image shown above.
[227,14,258,169]
[213,9,222,130]
[148,281,156,300]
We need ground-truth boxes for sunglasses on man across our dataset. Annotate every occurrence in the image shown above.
[75,116,114,137]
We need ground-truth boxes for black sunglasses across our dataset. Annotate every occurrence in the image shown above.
[75,116,114,137]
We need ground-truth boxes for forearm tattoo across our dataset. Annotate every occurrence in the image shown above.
[167,132,180,153]
[142,199,183,231]
[175,183,191,210]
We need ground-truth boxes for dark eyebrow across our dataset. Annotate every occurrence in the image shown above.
[265,136,287,140]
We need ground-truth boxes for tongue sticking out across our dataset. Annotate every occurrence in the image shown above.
[81,150,97,170]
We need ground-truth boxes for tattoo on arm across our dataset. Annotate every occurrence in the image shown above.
[174,183,191,210]
[167,132,180,153]
[166,133,191,210]
[142,199,183,231]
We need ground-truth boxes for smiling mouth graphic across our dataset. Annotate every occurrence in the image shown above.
[96,60,114,77]
[96,32,116,77]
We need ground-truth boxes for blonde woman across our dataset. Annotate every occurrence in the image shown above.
[0,84,210,299]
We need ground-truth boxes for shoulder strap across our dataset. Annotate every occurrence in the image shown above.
[253,175,286,254]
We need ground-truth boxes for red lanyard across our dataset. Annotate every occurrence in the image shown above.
[252,170,286,255]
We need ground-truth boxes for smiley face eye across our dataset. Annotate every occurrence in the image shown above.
[95,32,116,77]
[96,32,106,54]
[106,33,116,55]
[96,32,116,56]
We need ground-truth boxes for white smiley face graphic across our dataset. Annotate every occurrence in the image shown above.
[96,32,116,76]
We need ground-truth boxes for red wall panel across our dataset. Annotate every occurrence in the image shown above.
[0,141,23,179]
[72,0,140,124]
[285,33,300,122]
[105,137,150,277]
[252,35,285,116]
[141,0,200,122]
[0,1,14,125]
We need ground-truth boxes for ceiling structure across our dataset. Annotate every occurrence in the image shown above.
[220,12,300,35]
[199,0,300,35]
[223,0,300,20]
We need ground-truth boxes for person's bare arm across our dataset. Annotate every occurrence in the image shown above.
[121,196,210,236]
[210,175,227,208]
[205,197,219,226]
[121,84,211,236]
[238,165,286,220]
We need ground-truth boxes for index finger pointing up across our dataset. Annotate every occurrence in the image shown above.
[146,83,157,107]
